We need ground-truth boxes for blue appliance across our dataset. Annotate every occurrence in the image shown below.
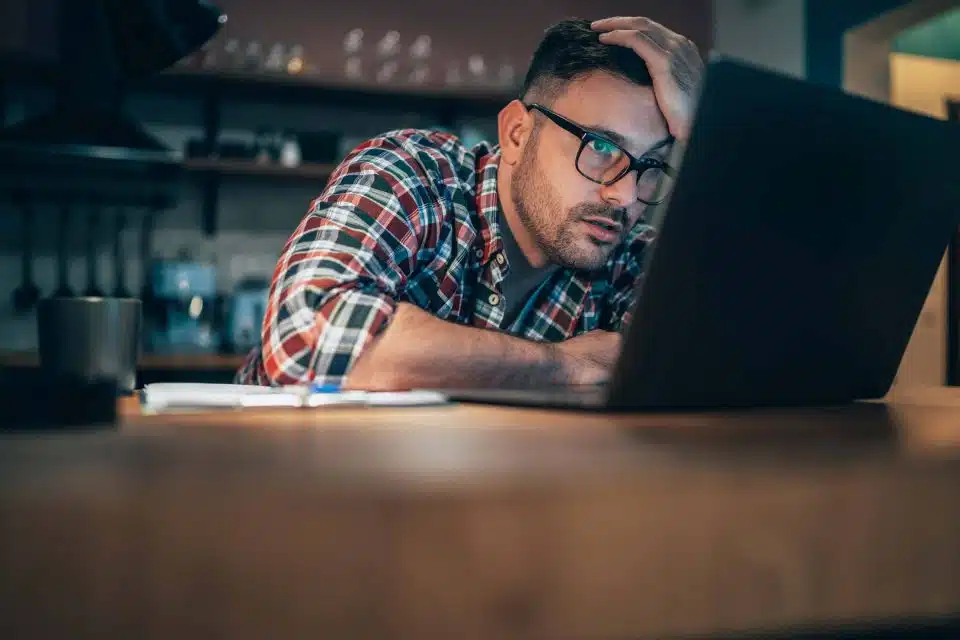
[146,258,220,353]
[227,278,270,354]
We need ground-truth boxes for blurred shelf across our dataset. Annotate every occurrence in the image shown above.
[1,60,514,115]
[0,351,247,371]
[182,157,336,181]
[1,60,510,235]
[149,67,515,114]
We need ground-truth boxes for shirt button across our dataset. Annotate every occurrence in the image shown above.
[495,252,506,266]
[488,293,501,306]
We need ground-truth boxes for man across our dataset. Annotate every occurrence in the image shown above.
[236,16,704,390]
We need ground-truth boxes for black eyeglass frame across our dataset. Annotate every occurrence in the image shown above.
[523,102,675,204]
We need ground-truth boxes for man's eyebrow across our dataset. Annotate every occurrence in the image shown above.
[584,124,674,159]
[584,125,631,149]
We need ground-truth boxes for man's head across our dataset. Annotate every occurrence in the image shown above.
[497,18,672,271]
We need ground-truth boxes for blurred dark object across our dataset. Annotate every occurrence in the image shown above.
[101,0,226,79]
[216,139,255,160]
[185,137,210,158]
[11,194,41,313]
[53,206,73,298]
[297,130,340,164]
[0,370,118,431]
[113,208,131,298]
[185,137,254,160]
[84,206,105,298]
[38,297,142,395]
[140,207,160,321]
[946,99,960,386]
[254,128,279,163]
[0,1,224,185]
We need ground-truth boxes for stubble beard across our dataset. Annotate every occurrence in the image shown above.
[510,139,622,272]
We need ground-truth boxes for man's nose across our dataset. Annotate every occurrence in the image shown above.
[598,172,640,208]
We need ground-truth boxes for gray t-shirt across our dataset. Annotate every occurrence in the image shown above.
[498,217,557,327]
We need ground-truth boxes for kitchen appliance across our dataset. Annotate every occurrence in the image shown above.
[226,278,270,354]
[146,254,220,354]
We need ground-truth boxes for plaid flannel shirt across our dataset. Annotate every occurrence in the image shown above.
[235,128,655,387]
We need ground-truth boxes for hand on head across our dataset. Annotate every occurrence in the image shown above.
[591,16,704,142]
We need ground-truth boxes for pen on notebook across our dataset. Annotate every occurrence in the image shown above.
[310,383,341,393]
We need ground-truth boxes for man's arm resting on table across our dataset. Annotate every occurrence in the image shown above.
[346,303,567,390]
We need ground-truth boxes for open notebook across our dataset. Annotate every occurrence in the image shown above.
[140,383,448,412]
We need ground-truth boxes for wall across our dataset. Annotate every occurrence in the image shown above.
[891,52,960,116]
[806,0,911,86]
[893,7,960,61]
[711,0,806,77]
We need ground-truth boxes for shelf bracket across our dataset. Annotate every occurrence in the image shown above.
[202,173,220,236]
[0,79,7,127]
[200,91,221,236]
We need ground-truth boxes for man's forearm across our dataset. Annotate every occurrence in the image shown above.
[346,303,565,390]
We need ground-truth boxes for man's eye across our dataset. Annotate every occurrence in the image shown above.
[586,138,619,155]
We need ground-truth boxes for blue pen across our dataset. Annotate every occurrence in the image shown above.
[310,383,341,394]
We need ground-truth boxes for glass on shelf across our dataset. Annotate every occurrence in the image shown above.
[408,65,429,85]
[343,28,364,55]
[345,57,363,81]
[404,34,431,87]
[497,61,517,89]
[445,61,462,86]
[279,131,302,168]
[254,128,274,164]
[410,35,431,60]
[377,31,401,58]
[376,60,399,84]
[223,38,242,68]
[467,54,488,87]
[264,43,286,72]
[287,44,305,74]
[243,41,263,71]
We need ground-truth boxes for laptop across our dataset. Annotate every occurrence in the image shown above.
[442,56,960,411]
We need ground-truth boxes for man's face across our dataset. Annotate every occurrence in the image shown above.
[510,71,671,271]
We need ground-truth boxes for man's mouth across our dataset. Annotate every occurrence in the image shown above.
[581,215,623,243]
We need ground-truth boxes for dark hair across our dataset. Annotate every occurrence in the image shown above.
[520,18,653,104]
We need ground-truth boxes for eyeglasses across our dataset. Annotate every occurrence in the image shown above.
[523,102,675,205]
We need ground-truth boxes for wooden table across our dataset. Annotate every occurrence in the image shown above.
[3,392,960,639]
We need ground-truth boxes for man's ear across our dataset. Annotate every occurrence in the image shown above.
[497,99,533,166]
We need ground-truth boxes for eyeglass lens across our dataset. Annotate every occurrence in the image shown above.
[576,135,673,203]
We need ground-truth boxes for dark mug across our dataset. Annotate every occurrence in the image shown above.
[37,297,142,395]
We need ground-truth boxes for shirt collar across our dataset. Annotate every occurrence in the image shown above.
[474,146,505,266]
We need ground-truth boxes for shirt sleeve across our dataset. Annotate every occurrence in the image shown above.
[258,139,430,387]
[601,222,657,332]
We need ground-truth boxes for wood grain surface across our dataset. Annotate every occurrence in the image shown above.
[3,396,960,639]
